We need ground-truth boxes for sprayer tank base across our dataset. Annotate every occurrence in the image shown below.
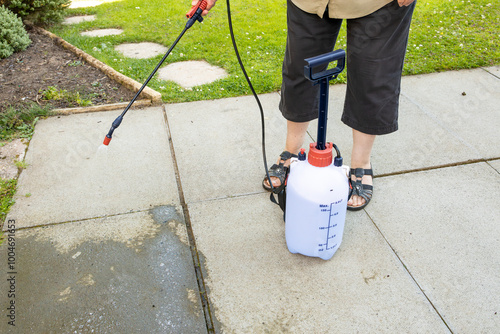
[285,160,349,260]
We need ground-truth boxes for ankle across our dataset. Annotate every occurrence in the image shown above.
[350,161,371,170]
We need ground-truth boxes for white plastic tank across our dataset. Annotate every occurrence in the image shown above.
[285,143,349,260]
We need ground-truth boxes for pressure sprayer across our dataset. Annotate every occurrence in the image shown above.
[284,50,350,261]
[101,1,349,260]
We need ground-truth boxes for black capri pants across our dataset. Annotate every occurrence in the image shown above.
[279,0,416,135]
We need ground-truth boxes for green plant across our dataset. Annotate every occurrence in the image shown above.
[68,60,82,66]
[1,0,71,25]
[40,86,93,106]
[0,179,17,225]
[0,5,31,59]
[13,159,28,169]
[72,92,92,106]
[41,85,66,100]
[0,104,51,140]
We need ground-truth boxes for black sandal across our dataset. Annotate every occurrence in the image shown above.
[262,151,297,192]
[347,167,373,211]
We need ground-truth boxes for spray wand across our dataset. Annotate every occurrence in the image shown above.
[103,0,208,146]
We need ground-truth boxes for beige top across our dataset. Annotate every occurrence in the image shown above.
[291,0,393,19]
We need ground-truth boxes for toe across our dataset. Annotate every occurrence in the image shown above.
[348,195,366,208]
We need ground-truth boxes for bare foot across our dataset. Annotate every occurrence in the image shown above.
[347,165,373,209]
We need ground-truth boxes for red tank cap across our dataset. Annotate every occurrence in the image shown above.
[308,142,333,167]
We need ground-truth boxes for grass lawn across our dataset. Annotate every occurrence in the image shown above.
[51,0,499,103]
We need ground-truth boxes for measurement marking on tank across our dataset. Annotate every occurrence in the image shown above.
[318,203,339,251]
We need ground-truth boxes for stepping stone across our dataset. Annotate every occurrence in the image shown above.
[63,15,96,25]
[114,42,167,59]
[80,28,124,37]
[69,0,121,8]
[69,1,104,8]
[157,61,228,88]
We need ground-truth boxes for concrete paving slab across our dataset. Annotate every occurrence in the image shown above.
[0,207,206,333]
[63,15,96,25]
[187,193,449,332]
[6,107,179,229]
[365,163,500,333]
[81,28,123,37]
[158,61,228,89]
[366,94,481,175]
[0,139,27,180]
[400,69,500,159]
[166,93,288,203]
[115,42,168,59]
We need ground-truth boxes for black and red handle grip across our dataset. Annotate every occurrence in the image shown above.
[186,0,208,18]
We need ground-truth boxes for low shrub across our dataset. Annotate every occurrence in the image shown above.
[0,5,31,59]
[0,0,70,25]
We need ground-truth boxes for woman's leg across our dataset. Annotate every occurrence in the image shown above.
[348,129,375,208]
[343,1,416,208]
[264,0,342,190]
[264,120,310,188]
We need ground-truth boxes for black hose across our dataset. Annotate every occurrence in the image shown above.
[226,0,275,193]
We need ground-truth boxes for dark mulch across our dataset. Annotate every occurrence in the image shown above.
[0,25,136,112]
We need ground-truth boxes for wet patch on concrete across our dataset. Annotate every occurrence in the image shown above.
[0,206,207,333]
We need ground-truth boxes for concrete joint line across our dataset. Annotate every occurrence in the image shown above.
[374,158,491,179]
[8,209,152,232]
[187,191,265,205]
[481,67,500,80]
[486,159,500,175]
[161,105,216,332]
[364,211,454,333]
[374,158,500,179]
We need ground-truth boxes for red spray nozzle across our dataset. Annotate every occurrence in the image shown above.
[186,0,208,18]
[103,136,111,146]
[102,115,122,146]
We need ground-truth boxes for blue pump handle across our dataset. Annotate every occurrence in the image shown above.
[303,50,346,151]
[304,49,346,82]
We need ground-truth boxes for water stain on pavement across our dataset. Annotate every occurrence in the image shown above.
[0,206,208,333]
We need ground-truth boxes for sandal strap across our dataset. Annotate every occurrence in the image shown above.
[351,180,373,201]
[350,167,373,179]
[279,151,297,162]
[267,163,286,178]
